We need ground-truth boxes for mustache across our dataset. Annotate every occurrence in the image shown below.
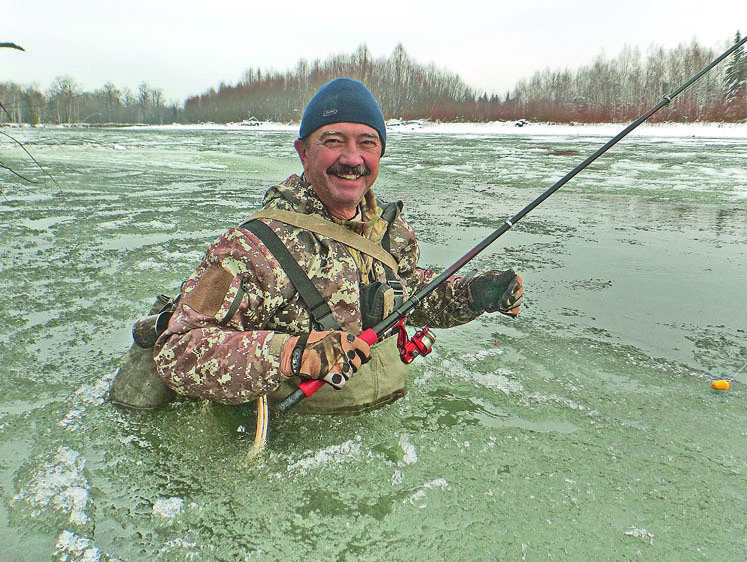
[326,163,370,177]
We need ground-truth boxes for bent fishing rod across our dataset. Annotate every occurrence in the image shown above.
[278,35,747,413]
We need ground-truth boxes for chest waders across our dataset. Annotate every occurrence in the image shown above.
[109,295,178,409]
[244,204,409,414]
[109,202,407,415]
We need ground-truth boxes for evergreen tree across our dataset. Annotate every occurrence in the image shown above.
[724,31,746,119]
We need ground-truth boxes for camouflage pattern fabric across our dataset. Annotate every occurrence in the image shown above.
[153,175,482,405]
[279,330,372,389]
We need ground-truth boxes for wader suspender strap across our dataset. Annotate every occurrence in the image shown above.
[241,219,341,331]
[249,208,399,272]
[379,202,404,304]
[379,202,399,254]
[239,203,404,330]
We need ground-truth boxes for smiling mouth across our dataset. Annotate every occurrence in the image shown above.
[328,164,370,181]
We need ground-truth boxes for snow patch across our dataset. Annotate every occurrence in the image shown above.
[625,526,655,544]
[391,469,404,486]
[161,537,198,556]
[59,377,111,430]
[444,357,524,396]
[13,446,91,526]
[152,497,184,519]
[55,530,101,562]
[128,121,747,140]
[287,436,364,475]
[404,478,451,508]
[55,530,102,561]
[398,434,418,466]
[387,120,747,140]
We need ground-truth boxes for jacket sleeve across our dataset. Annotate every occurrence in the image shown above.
[388,214,482,328]
[153,226,299,405]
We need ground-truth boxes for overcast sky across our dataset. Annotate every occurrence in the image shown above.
[5,1,745,104]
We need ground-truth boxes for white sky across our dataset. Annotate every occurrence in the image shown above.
[4,1,745,104]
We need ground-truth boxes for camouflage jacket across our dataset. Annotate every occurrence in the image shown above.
[154,175,481,405]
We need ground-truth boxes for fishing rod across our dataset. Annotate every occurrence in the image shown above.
[278,34,747,413]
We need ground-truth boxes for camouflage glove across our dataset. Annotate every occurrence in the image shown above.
[467,269,523,317]
[280,331,372,390]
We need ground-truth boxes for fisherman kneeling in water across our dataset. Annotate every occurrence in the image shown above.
[154,78,523,413]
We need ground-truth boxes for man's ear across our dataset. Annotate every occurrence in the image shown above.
[294,138,309,171]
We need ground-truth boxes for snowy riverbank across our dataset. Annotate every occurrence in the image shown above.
[121,119,747,139]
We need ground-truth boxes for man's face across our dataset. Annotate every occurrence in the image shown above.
[294,122,381,220]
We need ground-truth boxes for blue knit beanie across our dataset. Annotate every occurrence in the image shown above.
[299,78,386,156]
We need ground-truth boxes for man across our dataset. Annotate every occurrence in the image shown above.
[154,78,522,413]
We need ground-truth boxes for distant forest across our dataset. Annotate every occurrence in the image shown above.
[1,33,745,126]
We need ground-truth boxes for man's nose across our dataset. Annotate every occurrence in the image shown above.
[338,140,364,164]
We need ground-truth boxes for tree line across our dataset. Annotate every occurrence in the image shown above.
[0,76,179,125]
[184,44,476,124]
[1,33,744,127]
[509,32,746,123]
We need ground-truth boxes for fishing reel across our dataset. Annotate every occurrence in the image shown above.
[390,318,436,364]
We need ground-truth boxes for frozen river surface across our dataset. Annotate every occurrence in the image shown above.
[0,122,745,560]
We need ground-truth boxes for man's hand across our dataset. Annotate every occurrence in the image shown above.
[280,331,372,389]
[467,270,523,317]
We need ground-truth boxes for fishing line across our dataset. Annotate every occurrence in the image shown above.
[711,362,745,390]
[281,34,747,411]
[387,34,747,344]
[0,130,64,193]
